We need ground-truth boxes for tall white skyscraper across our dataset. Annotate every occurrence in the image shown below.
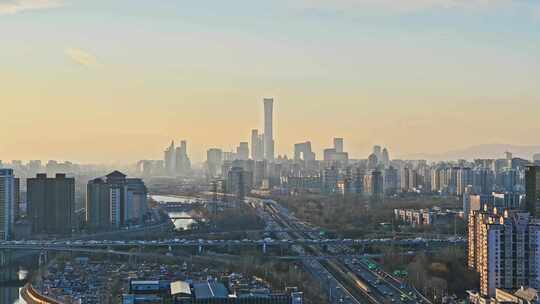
[0,169,15,240]
[263,98,274,161]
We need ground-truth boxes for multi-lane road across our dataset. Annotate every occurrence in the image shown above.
[249,197,434,304]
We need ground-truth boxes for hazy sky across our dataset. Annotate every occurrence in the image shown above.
[1,0,539,163]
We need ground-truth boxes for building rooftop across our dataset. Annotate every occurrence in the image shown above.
[193,282,229,299]
[170,281,191,296]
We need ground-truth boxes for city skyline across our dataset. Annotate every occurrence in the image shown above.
[1,0,540,163]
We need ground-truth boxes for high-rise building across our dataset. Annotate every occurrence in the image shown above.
[431,167,442,193]
[251,129,264,161]
[468,208,540,297]
[384,166,398,195]
[14,178,20,220]
[457,167,473,196]
[236,142,249,161]
[175,140,191,176]
[0,169,15,240]
[370,170,384,201]
[401,167,411,193]
[207,148,224,177]
[473,168,494,195]
[164,141,176,176]
[525,165,540,216]
[227,166,252,202]
[294,142,316,161]
[27,173,75,235]
[333,138,344,153]
[373,145,382,161]
[367,153,378,170]
[263,98,275,161]
[381,148,390,168]
[86,171,147,230]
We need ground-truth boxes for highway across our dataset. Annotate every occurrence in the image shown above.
[248,197,434,304]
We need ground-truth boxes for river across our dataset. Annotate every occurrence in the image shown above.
[0,251,30,304]
[150,195,203,231]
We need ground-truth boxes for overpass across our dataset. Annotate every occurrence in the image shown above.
[0,236,465,251]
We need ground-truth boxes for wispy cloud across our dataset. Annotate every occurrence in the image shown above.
[64,48,101,68]
[0,0,63,15]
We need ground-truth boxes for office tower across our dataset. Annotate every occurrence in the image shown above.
[333,138,344,153]
[401,167,410,193]
[294,142,316,161]
[227,167,252,202]
[324,148,348,163]
[468,208,540,297]
[0,169,15,240]
[251,129,264,161]
[164,141,176,176]
[381,148,390,168]
[352,167,365,194]
[384,166,398,195]
[175,140,191,176]
[324,148,336,161]
[263,98,275,161]
[457,167,473,196]
[86,171,147,230]
[367,153,378,170]
[207,148,224,177]
[525,165,540,216]
[373,145,382,161]
[371,170,384,200]
[14,178,20,220]
[322,166,339,194]
[27,173,75,235]
[236,142,249,161]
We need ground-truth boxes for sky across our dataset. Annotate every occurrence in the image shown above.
[1,0,539,163]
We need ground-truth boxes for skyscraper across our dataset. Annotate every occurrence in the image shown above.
[207,148,224,177]
[373,145,382,161]
[27,173,75,235]
[333,138,344,153]
[236,142,249,161]
[381,148,390,167]
[251,129,264,161]
[525,165,540,216]
[263,98,274,161]
[0,169,15,240]
[227,166,252,202]
[164,141,176,176]
[175,140,192,176]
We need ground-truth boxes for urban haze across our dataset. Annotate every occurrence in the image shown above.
[1,1,540,304]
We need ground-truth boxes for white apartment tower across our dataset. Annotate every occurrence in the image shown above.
[468,207,540,297]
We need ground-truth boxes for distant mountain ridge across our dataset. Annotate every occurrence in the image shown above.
[401,144,540,161]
